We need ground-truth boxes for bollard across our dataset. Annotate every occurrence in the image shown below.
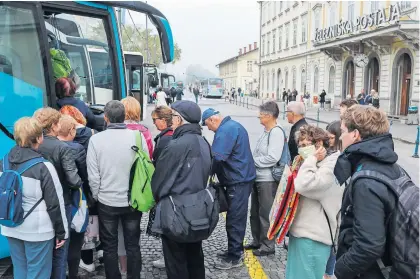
[413,125,419,158]
[317,107,320,127]
[389,120,393,133]
[283,102,286,120]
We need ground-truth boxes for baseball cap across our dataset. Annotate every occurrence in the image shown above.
[201,108,219,126]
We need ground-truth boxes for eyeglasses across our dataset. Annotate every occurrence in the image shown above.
[152,117,161,123]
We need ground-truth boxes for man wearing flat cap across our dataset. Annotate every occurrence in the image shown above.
[151,100,212,279]
[202,108,256,270]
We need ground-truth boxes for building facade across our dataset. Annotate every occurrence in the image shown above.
[217,42,259,94]
[259,1,419,116]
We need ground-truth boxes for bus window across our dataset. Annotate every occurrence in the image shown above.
[45,13,114,105]
[0,4,48,126]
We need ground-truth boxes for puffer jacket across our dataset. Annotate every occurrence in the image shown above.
[0,146,69,241]
[38,135,82,205]
[334,134,399,279]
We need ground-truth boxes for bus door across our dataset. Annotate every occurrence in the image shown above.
[124,53,145,120]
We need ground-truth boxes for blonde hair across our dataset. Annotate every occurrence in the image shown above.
[121,96,141,122]
[33,107,61,134]
[58,115,76,137]
[14,117,43,147]
[341,105,389,139]
[60,105,87,126]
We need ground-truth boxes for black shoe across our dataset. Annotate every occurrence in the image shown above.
[214,257,243,270]
[252,249,275,257]
[244,243,260,250]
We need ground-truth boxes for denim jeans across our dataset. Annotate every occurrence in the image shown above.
[98,203,142,279]
[225,181,253,260]
[51,204,71,279]
[8,237,54,279]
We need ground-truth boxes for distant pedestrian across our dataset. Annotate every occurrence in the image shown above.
[287,89,292,103]
[156,86,168,107]
[292,89,298,101]
[193,87,200,104]
[0,117,68,279]
[320,89,327,109]
[303,92,311,108]
[365,90,373,105]
[176,86,184,101]
[282,88,288,103]
[356,89,365,105]
[286,101,308,162]
[202,108,256,270]
[246,102,284,256]
[170,86,177,103]
[372,90,380,109]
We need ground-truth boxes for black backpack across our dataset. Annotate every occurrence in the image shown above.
[350,164,419,279]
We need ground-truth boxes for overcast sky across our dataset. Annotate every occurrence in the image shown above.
[129,0,260,78]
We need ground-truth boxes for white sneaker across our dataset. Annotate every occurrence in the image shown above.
[79,259,95,272]
[152,258,165,269]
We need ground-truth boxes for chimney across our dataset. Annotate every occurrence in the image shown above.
[239,48,242,55]
[244,46,247,53]
[249,44,252,51]
[254,42,257,49]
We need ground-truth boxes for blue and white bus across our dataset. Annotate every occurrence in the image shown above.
[0,1,174,258]
[201,78,223,98]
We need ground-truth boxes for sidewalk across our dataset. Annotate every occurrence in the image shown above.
[231,96,419,144]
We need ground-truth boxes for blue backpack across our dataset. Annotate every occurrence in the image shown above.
[0,155,47,227]
[70,187,89,233]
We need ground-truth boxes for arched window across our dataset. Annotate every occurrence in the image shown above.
[272,71,275,91]
[328,66,336,94]
[285,70,289,90]
[292,68,297,90]
[301,69,306,92]
[314,67,319,93]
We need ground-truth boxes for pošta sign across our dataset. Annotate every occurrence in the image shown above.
[314,4,401,42]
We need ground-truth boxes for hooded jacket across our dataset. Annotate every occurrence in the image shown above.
[334,134,399,279]
[151,124,211,201]
[74,126,95,151]
[0,146,69,241]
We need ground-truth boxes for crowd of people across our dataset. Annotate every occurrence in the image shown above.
[0,75,417,279]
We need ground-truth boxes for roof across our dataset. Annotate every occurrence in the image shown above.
[216,47,259,67]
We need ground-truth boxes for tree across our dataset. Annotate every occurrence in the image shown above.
[90,23,181,66]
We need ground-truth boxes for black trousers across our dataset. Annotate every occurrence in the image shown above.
[68,231,85,279]
[98,203,142,279]
[161,235,205,279]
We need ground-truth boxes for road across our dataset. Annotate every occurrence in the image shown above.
[0,91,418,279]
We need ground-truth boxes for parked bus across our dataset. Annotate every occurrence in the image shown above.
[0,1,174,258]
[201,78,223,98]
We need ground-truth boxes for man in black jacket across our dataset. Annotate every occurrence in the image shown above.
[151,100,211,279]
[33,107,82,279]
[286,101,308,162]
[334,105,400,279]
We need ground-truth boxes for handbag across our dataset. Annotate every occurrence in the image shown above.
[82,215,100,250]
[268,126,291,182]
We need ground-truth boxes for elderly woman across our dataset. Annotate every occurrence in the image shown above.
[0,117,68,279]
[151,106,174,164]
[246,101,285,256]
[285,125,343,279]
